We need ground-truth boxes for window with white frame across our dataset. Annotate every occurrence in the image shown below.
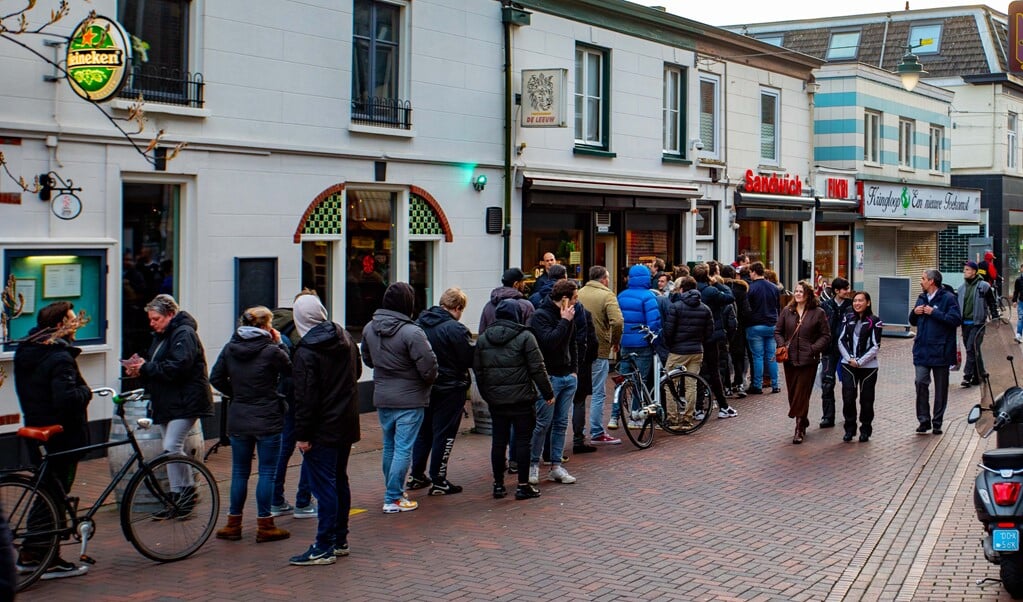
[352,0,411,129]
[760,88,779,164]
[698,74,719,156]
[575,45,608,148]
[929,124,943,171]
[864,110,881,164]
[118,0,202,107]
[662,65,685,156]
[908,23,942,55]
[1009,112,1019,170]
[827,31,861,60]
[899,118,915,168]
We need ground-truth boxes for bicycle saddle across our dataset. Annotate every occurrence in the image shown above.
[17,425,64,442]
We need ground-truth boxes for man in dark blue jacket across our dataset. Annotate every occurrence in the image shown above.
[818,278,853,427]
[909,269,962,435]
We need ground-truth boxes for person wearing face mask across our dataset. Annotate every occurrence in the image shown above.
[837,292,883,442]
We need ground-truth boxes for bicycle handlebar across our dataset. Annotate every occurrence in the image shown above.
[91,387,146,404]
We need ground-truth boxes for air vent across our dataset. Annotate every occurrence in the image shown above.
[485,207,503,234]
[595,212,611,233]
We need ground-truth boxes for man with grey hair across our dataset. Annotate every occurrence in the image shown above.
[909,269,961,436]
[577,265,623,445]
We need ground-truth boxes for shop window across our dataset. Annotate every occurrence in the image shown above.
[625,213,676,268]
[122,182,179,360]
[662,65,685,156]
[522,212,587,286]
[352,0,411,129]
[899,118,914,169]
[760,89,779,164]
[908,23,942,55]
[737,220,780,271]
[118,0,203,107]
[814,233,849,282]
[826,30,860,60]
[929,124,943,172]
[864,110,881,164]
[699,74,719,156]
[345,190,396,338]
[575,44,609,150]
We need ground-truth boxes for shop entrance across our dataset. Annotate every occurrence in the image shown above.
[595,234,617,292]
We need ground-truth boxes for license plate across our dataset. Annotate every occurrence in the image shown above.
[994,529,1020,552]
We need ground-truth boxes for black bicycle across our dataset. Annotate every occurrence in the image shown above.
[1,387,220,591]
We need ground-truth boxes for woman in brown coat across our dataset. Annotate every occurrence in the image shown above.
[774,281,831,444]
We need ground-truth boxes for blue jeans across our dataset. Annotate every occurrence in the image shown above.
[273,404,312,508]
[589,359,611,437]
[229,433,282,517]
[746,324,779,389]
[614,347,652,416]
[378,407,425,504]
[1018,301,1023,336]
[301,444,339,550]
[530,375,577,465]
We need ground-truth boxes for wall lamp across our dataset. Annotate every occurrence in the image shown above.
[472,174,488,192]
[690,138,705,151]
[895,39,932,92]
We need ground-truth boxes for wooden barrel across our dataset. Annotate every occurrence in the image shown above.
[107,400,205,506]
[469,380,492,435]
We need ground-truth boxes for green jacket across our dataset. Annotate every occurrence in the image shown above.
[577,279,624,358]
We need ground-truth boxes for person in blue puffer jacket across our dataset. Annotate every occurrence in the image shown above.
[613,265,661,429]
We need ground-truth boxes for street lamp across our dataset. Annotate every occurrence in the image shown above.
[895,40,931,92]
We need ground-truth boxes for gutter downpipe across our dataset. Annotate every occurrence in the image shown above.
[502,3,513,271]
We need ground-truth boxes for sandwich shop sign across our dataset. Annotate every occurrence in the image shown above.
[859,182,980,221]
[66,15,132,103]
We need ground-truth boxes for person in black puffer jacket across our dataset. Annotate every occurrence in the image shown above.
[287,293,362,566]
[124,294,213,509]
[474,299,554,500]
[209,306,292,543]
[14,301,92,578]
[407,288,475,496]
[693,264,737,417]
[662,277,713,426]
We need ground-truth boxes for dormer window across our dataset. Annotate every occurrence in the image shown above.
[756,34,784,47]
[827,31,861,60]
[908,23,942,54]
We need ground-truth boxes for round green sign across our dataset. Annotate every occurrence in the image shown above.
[66,15,132,103]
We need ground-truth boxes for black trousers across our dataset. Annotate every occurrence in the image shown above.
[572,360,594,446]
[820,352,840,423]
[841,365,877,437]
[491,409,535,486]
[410,387,467,481]
[700,340,729,409]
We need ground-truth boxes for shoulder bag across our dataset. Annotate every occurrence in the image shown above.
[775,312,803,363]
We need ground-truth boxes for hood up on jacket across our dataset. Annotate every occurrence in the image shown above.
[293,295,329,338]
[495,298,524,324]
[679,289,703,308]
[626,264,652,290]
[369,308,415,339]
[382,282,416,318]
[489,286,525,306]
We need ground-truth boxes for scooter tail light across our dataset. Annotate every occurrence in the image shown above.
[997,522,1017,528]
[992,482,1022,506]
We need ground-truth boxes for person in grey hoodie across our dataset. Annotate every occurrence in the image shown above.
[361,282,439,514]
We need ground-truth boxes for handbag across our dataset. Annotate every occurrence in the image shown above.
[775,312,803,363]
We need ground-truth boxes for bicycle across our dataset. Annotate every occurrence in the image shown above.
[611,325,714,448]
[1,387,220,592]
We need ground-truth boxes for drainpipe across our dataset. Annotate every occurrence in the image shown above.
[499,2,529,271]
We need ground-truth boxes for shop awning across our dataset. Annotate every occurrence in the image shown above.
[734,191,815,209]
[522,170,701,199]
[815,197,861,224]
[817,198,859,210]
[737,207,813,221]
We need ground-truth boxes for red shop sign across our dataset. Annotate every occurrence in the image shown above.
[744,169,803,196]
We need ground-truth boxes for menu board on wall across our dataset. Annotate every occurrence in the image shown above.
[43,264,82,298]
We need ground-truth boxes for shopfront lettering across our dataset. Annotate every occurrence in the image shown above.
[744,170,802,196]
[826,178,848,199]
[861,182,980,221]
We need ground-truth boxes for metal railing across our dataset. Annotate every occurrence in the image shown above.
[117,65,205,108]
[351,96,412,129]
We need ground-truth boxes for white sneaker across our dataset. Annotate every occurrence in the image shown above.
[607,417,619,430]
[694,410,706,421]
[627,419,644,429]
[382,497,418,513]
[528,464,540,484]
[718,407,738,419]
[548,466,577,484]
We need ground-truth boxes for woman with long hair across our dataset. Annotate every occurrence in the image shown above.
[838,291,883,442]
[209,306,292,543]
[774,281,831,444]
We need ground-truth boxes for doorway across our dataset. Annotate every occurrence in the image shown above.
[595,234,617,293]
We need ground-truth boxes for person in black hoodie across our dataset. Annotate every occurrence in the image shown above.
[287,293,362,566]
[478,268,535,334]
[407,288,474,496]
[474,299,554,500]
[13,301,92,579]
[693,264,738,418]
[124,294,212,518]
[209,306,292,544]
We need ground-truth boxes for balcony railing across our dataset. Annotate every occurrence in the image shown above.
[351,96,412,130]
[117,65,205,109]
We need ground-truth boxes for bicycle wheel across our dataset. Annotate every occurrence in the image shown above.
[120,454,219,562]
[0,474,60,592]
[659,370,713,435]
[616,382,655,449]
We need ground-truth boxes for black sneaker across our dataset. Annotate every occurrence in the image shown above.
[746,387,763,395]
[406,474,431,490]
[41,558,88,580]
[428,479,463,496]
[515,484,541,500]
[960,380,973,388]
[289,544,336,566]
[916,423,931,434]
[572,444,597,454]
[333,542,350,557]
[506,461,518,475]
[932,428,943,435]
[493,483,507,499]
[819,420,835,428]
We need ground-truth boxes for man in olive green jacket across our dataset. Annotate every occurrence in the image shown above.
[577,266,624,444]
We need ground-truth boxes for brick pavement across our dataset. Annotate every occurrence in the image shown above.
[16,336,1017,601]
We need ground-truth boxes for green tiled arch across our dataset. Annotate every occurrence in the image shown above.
[409,193,444,236]
[301,193,343,236]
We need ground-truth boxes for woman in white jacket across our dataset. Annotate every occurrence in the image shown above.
[838,291,883,443]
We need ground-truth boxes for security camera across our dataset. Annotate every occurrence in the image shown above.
[691,138,705,151]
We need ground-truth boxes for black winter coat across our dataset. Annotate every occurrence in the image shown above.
[662,290,713,355]
[473,319,554,410]
[820,296,853,355]
[14,335,92,453]
[209,327,292,437]
[528,296,577,376]
[416,306,474,393]
[697,281,735,342]
[293,321,362,448]
[139,312,214,424]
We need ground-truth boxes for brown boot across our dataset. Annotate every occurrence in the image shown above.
[216,514,243,541]
[256,516,290,543]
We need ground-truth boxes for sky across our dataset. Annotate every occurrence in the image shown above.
[636,0,1002,26]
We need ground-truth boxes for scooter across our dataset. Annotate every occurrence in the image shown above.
[967,315,1023,599]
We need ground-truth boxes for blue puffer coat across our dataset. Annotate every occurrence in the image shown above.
[617,265,662,349]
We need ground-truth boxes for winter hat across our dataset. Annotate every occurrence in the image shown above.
[502,267,526,287]
[964,260,978,270]
[381,282,416,317]
[985,250,996,260]
[293,294,328,337]
[494,298,524,324]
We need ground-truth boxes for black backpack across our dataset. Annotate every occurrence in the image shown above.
[722,302,738,339]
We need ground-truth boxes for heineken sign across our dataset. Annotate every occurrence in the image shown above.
[66,15,131,103]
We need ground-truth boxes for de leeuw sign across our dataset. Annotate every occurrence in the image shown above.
[860,182,980,221]
[66,15,132,103]
[521,69,567,128]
